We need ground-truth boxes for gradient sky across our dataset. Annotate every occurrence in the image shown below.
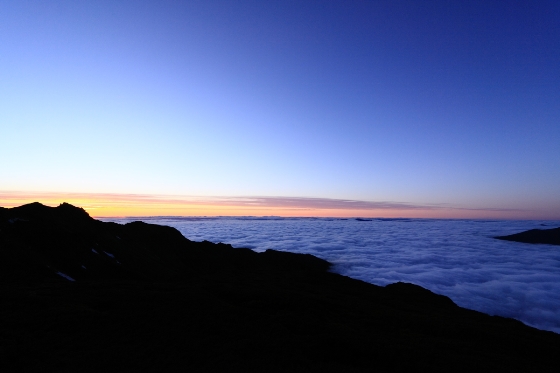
[2,1,559,218]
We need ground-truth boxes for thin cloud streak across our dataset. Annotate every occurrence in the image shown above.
[210,196,518,212]
[0,191,524,218]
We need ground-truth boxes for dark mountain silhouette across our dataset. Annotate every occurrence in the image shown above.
[496,226,560,245]
[1,202,560,372]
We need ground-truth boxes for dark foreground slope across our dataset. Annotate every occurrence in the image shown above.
[496,226,560,245]
[1,203,560,372]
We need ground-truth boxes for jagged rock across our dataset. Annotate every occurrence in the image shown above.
[1,202,560,372]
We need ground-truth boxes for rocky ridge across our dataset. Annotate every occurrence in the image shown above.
[1,202,560,372]
[496,226,560,245]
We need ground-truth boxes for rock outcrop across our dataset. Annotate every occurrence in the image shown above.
[1,202,560,372]
[496,226,560,245]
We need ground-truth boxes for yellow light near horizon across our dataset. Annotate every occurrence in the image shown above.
[0,191,548,219]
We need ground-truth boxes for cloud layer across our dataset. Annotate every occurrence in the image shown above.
[103,216,560,333]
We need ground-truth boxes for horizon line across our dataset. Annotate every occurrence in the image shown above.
[1,190,557,220]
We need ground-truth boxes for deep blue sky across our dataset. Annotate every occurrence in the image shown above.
[2,1,559,217]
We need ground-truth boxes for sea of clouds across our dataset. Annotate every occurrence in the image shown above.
[102,217,560,333]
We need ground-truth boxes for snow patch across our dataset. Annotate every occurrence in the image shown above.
[56,272,75,282]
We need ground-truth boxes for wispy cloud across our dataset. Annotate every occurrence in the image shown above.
[0,191,525,218]
[198,196,518,212]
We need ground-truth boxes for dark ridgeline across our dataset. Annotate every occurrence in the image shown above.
[496,227,560,245]
[1,203,559,372]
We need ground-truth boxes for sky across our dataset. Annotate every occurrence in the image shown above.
[1,0,559,218]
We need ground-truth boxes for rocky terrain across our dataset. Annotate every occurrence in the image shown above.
[496,226,560,245]
[1,202,560,372]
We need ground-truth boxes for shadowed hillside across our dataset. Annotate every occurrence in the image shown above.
[1,203,560,372]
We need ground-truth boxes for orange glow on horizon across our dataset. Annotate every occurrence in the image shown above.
[0,191,554,220]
